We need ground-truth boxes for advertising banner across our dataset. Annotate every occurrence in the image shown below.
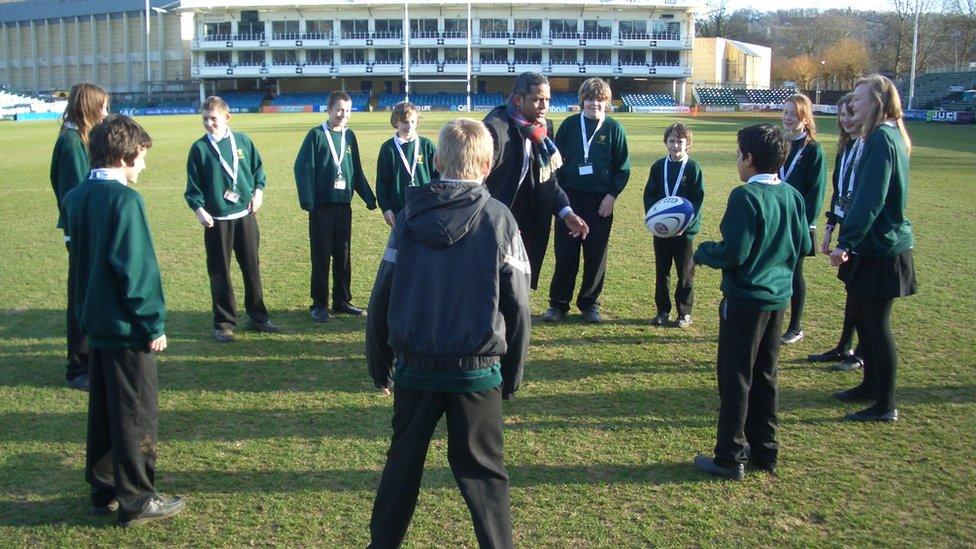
[630,106,692,114]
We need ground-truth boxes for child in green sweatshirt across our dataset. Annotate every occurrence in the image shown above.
[375,101,438,227]
[62,114,184,527]
[185,96,279,342]
[692,124,811,481]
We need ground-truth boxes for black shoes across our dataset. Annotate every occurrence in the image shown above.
[249,319,281,333]
[846,407,898,422]
[581,308,602,324]
[781,329,804,344]
[693,454,744,481]
[213,327,235,343]
[650,313,669,326]
[676,314,692,328]
[833,386,878,402]
[746,459,778,475]
[542,307,567,322]
[808,347,850,362]
[832,355,864,372]
[332,303,366,316]
[117,494,185,528]
[91,499,119,516]
[67,374,90,392]
[310,306,331,323]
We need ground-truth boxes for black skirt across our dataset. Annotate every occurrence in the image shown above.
[839,248,918,300]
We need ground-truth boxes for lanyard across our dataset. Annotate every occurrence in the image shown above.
[207,130,239,190]
[393,135,420,185]
[842,139,864,198]
[579,114,605,163]
[323,124,347,178]
[779,134,806,182]
[663,156,688,197]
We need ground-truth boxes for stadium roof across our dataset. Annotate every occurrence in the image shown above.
[0,0,174,23]
[177,0,701,9]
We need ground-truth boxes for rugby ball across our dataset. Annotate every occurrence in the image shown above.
[644,197,695,238]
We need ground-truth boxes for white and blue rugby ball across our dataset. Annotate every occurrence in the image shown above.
[644,197,695,238]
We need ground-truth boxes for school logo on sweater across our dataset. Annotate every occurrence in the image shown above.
[236,148,245,159]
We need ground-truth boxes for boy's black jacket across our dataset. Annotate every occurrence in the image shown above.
[365,180,531,398]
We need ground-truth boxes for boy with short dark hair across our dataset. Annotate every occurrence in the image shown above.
[62,114,185,526]
[294,90,377,323]
[185,96,279,342]
[643,122,704,328]
[375,101,438,228]
[366,118,531,549]
[692,124,811,480]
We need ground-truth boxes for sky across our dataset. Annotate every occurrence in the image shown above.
[723,0,892,12]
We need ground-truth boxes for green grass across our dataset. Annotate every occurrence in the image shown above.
[1,111,974,546]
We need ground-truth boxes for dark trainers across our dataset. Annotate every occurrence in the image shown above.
[118,494,185,528]
[213,327,235,343]
[650,313,669,326]
[781,329,804,344]
[541,308,567,322]
[581,309,602,324]
[91,499,119,516]
[693,454,744,481]
[846,407,898,422]
[67,374,90,392]
[249,319,281,333]
[333,303,366,316]
[832,354,864,371]
[808,347,850,362]
[310,307,331,323]
[676,314,692,328]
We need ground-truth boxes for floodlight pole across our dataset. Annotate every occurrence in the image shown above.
[908,0,920,109]
[404,0,410,102]
[145,0,151,102]
[466,0,472,112]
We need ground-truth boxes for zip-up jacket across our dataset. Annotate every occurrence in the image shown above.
[365,179,531,399]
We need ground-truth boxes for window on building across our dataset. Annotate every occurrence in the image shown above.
[582,20,611,39]
[204,22,231,41]
[513,19,542,38]
[514,48,541,64]
[410,48,439,64]
[271,21,299,40]
[444,18,468,38]
[307,49,334,65]
[549,48,578,65]
[410,18,438,38]
[583,48,611,65]
[444,48,468,64]
[619,20,648,39]
[237,50,264,66]
[651,49,680,66]
[272,50,297,65]
[480,19,507,38]
[374,19,403,39]
[204,51,231,66]
[238,11,263,39]
[341,49,368,64]
[652,21,682,40]
[549,19,578,39]
[479,48,508,64]
[618,50,646,65]
[306,20,333,39]
[374,49,403,64]
[341,20,369,39]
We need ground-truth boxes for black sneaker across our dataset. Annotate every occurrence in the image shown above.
[832,355,864,371]
[781,329,804,345]
[249,319,282,333]
[808,347,850,362]
[541,308,567,322]
[845,407,898,422]
[650,313,669,326]
[310,307,331,323]
[581,308,602,324]
[118,494,185,528]
[212,327,235,343]
[693,454,744,481]
[67,374,90,392]
[333,303,366,316]
[91,499,119,516]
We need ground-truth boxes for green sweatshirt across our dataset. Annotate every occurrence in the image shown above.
[694,177,811,310]
[375,136,438,214]
[782,138,827,226]
[838,124,914,257]
[185,131,267,218]
[553,114,631,197]
[294,125,377,211]
[643,156,705,237]
[62,176,166,349]
[50,127,89,231]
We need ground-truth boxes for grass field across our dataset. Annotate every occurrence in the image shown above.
[0,111,974,546]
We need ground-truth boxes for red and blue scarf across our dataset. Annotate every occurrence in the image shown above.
[506,97,560,169]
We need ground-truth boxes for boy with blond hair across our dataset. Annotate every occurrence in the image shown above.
[375,101,438,227]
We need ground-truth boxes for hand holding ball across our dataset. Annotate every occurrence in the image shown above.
[645,197,695,238]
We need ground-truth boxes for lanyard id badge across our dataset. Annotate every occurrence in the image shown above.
[663,156,688,197]
[208,131,240,198]
[324,125,348,189]
[779,140,805,182]
[834,139,864,218]
[578,114,605,176]
[393,135,420,185]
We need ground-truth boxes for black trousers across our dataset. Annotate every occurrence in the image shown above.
[66,243,89,380]
[652,236,695,316]
[848,296,897,411]
[86,347,158,514]
[203,214,269,329]
[713,299,783,468]
[369,386,512,549]
[309,204,353,310]
[549,190,612,312]
[787,257,806,332]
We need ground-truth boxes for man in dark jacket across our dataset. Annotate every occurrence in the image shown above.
[365,118,531,549]
[483,71,589,289]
